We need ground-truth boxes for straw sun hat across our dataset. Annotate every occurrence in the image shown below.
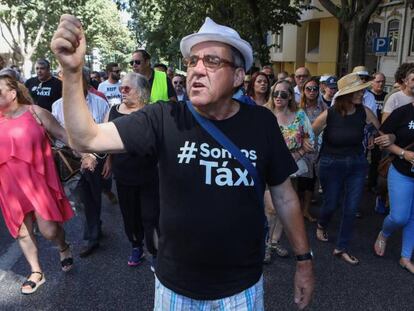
[335,73,371,98]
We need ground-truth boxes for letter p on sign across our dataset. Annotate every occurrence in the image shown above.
[373,37,390,53]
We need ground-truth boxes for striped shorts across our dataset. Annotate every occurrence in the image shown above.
[154,275,264,311]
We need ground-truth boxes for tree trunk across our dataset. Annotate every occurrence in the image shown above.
[347,19,369,72]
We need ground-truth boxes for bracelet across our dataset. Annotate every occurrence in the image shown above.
[296,251,313,261]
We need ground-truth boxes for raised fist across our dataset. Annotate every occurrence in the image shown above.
[51,14,86,72]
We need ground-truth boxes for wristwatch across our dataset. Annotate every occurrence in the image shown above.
[399,149,405,159]
[296,251,313,261]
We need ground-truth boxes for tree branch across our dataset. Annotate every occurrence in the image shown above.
[360,0,381,22]
[319,0,341,20]
[0,24,16,53]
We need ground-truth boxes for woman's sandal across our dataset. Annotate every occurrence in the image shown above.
[21,271,45,295]
[374,231,387,257]
[333,250,360,265]
[316,224,328,242]
[60,243,74,272]
[304,213,317,223]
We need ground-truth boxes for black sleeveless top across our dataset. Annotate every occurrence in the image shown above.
[109,104,158,185]
[321,105,366,156]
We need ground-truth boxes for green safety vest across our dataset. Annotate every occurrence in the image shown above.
[149,70,169,103]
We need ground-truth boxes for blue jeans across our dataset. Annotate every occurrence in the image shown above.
[382,164,414,259]
[318,154,368,251]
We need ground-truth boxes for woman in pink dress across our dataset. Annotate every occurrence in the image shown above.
[0,71,74,294]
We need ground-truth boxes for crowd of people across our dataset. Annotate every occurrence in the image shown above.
[0,13,413,311]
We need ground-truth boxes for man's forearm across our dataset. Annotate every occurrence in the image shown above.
[63,70,98,151]
[269,180,310,255]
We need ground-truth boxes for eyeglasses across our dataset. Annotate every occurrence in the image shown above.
[173,81,184,85]
[112,70,121,73]
[183,55,235,70]
[305,86,319,92]
[272,90,289,99]
[129,60,141,66]
[119,86,131,93]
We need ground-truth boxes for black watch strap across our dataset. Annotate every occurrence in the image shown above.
[296,251,313,261]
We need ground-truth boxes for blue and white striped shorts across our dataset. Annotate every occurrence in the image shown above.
[154,275,264,311]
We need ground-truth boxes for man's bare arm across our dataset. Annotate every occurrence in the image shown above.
[269,178,310,255]
[269,178,314,310]
[51,14,124,153]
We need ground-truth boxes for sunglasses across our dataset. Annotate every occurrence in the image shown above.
[129,60,142,66]
[305,86,319,92]
[119,86,131,93]
[272,90,289,99]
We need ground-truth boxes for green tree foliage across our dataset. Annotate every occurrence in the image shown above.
[0,0,135,76]
[319,0,381,71]
[128,0,309,68]
[0,0,84,76]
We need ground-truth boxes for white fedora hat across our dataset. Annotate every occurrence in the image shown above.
[180,17,253,71]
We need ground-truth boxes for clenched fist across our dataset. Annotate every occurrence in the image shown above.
[51,14,86,73]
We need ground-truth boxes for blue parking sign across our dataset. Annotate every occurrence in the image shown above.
[373,37,390,53]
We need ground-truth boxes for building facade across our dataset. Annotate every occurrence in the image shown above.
[267,0,414,85]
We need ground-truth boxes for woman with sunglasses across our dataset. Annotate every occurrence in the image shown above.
[298,77,328,223]
[312,73,381,265]
[246,71,270,106]
[102,72,160,270]
[263,80,314,263]
[0,71,74,294]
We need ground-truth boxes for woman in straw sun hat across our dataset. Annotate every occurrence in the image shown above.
[311,73,392,265]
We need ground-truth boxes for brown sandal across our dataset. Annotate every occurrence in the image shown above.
[333,250,359,265]
[374,231,387,257]
[316,224,328,242]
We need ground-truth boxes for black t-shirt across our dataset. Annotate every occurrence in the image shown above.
[321,105,366,156]
[148,70,176,99]
[113,101,296,299]
[368,90,387,122]
[108,105,158,185]
[380,104,414,178]
[25,76,62,111]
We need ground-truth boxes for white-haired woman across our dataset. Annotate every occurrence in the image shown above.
[102,73,160,270]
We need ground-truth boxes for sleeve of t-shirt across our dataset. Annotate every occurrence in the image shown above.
[166,77,177,99]
[380,105,402,134]
[383,94,396,113]
[263,109,298,186]
[112,104,161,158]
[97,82,104,93]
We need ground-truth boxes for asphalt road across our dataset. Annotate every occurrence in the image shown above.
[0,189,413,311]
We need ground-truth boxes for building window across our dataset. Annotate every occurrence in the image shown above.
[275,32,283,53]
[410,18,414,56]
[387,19,400,53]
[307,21,320,53]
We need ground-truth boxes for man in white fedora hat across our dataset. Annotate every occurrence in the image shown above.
[51,15,314,310]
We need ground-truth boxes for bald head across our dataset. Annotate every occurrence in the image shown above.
[294,67,310,89]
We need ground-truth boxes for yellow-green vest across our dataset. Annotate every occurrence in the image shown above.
[149,70,169,103]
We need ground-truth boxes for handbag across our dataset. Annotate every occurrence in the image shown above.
[290,157,309,178]
[377,142,414,178]
[29,107,81,182]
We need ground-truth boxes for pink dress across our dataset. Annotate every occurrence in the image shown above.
[0,109,73,238]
